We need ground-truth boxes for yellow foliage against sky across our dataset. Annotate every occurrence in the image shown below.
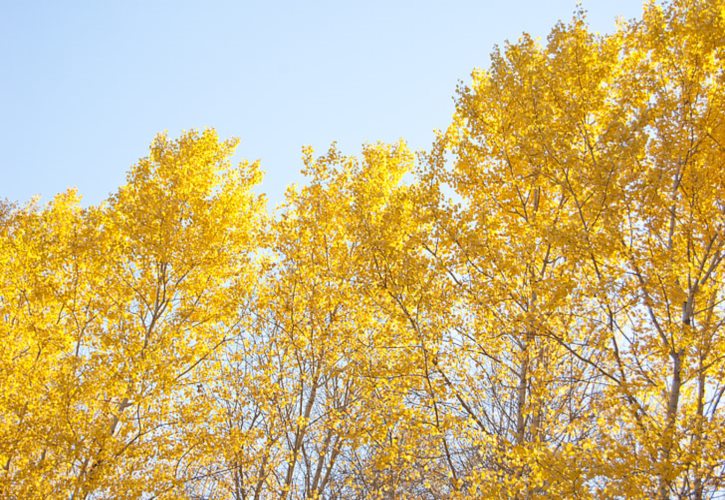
[1,0,723,498]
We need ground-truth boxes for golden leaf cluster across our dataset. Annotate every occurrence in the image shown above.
[1,0,723,498]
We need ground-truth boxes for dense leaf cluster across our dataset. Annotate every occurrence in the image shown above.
[1,0,723,498]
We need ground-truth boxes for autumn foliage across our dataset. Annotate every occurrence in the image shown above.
[1,0,723,498]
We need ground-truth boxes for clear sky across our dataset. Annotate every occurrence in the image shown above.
[1,0,643,208]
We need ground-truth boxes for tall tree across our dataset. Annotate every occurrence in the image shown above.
[0,130,264,497]
[427,0,724,497]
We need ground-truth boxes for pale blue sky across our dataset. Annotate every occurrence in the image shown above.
[1,1,643,207]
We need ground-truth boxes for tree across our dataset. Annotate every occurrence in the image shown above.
[0,130,264,497]
[0,0,722,498]
[427,0,724,497]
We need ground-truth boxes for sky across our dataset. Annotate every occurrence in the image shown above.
[1,0,644,208]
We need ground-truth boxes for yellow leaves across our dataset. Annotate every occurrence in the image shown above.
[423,1,724,498]
[0,129,268,496]
[1,1,724,497]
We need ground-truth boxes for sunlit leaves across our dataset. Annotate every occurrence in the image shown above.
[0,1,723,497]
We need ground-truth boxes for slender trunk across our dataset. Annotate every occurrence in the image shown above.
[658,348,682,499]
[516,343,529,445]
[692,367,705,500]
[283,376,318,498]
[658,171,686,500]
[252,449,269,500]
[309,428,333,496]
